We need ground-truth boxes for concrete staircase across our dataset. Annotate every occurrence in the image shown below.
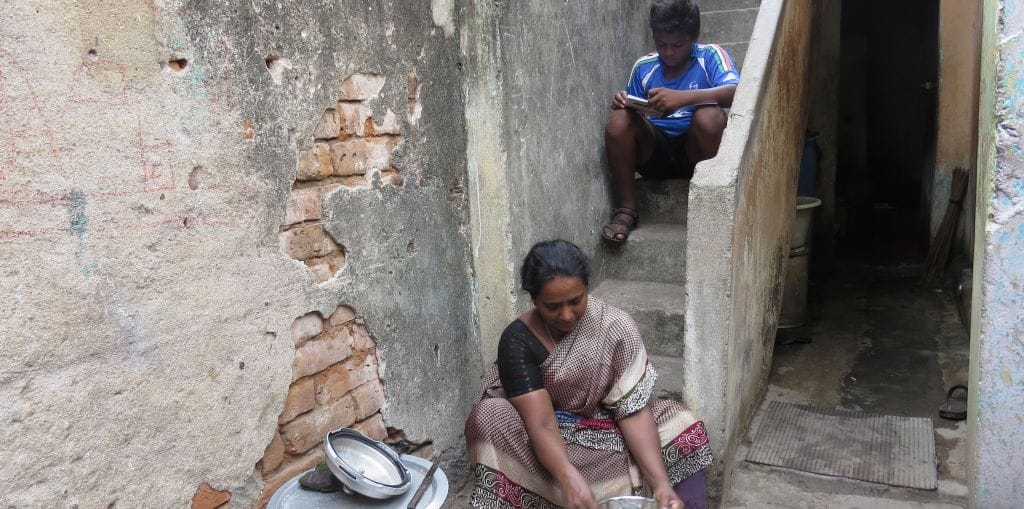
[592,1,759,398]
[594,180,691,398]
[700,0,759,70]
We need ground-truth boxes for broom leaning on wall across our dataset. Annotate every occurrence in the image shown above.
[920,168,969,285]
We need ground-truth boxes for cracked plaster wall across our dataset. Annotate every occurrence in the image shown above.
[462,0,652,364]
[969,0,1024,504]
[0,0,477,506]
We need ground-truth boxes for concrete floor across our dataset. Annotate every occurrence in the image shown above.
[722,263,970,508]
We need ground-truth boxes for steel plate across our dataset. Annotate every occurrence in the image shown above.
[267,455,448,509]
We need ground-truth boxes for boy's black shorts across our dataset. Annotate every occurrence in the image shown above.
[636,117,695,180]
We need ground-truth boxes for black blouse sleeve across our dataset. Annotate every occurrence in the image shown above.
[496,320,550,398]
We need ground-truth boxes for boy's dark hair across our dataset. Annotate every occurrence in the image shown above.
[520,240,591,299]
[649,0,701,38]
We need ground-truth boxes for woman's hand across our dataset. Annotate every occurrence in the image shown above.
[611,90,628,110]
[618,407,684,509]
[508,390,596,508]
[558,470,598,509]
[652,483,684,509]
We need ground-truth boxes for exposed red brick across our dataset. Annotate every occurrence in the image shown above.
[347,353,379,386]
[337,102,371,137]
[191,483,230,509]
[280,225,336,261]
[296,142,333,180]
[328,305,357,326]
[373,109,401,135]
[313,108,341,139]
[283,187,323,226]
[279,376,316,424]
[380,169,404,187]
[314,363,353,405]
[305,250,344,278]
[312,352,379,406]
[289,312,323,348]
[259,432,286,475]
[255,448,325,509]
[340,175,369,187]
[292,329,353,380]
[242,118,255,140]
[351,324,377,353]
[314,351,379,405]
[352,379,386,421]
[304,256,338,282]
[338,74,385,101]
[328,138,391,177]
[353,413,388,441]
[280,395,357,454]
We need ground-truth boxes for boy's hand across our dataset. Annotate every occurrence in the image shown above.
[611,90,628,110]
[647,87,690,113]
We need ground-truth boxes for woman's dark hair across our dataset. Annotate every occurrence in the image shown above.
[520,240,591,299]
[649,0,701,38]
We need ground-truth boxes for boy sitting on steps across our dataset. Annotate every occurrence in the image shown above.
[603,0,740,243]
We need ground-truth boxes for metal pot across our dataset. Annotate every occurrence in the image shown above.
[323,428,411,499]
[597,496,658,509]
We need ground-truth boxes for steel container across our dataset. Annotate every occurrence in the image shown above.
[323,428,411,499]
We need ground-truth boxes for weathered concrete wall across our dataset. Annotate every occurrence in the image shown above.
[968,0,1024,504]
[933,0,982,258]
[0,0,479,506]
[683,0,814,484]
[497,0,650,291]
[463,0,651,363]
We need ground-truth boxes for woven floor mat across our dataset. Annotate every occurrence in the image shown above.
[746,400,937,489]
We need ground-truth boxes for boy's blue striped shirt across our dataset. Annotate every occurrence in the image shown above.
[626,44,740,137]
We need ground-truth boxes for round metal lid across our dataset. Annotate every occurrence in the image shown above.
[266,454,448,509]
[323,428,411,499]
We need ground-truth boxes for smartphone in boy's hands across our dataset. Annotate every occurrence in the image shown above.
[624,95,665,117]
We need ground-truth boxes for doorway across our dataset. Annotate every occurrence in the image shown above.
[834,0,938,264]
[726,0,974,505]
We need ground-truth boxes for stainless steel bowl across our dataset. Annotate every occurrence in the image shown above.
[597,496,659,509]
[323,428,411,499]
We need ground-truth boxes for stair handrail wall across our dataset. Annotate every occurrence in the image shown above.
[683,0,817,483]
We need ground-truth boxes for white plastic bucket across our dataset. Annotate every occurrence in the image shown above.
[778,246,810,328]
[791,196,822,249]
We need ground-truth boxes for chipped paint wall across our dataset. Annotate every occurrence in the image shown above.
[0,0,479,506]
[968,0,1024,504]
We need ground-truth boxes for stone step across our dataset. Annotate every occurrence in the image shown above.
[601,223,687,284]
[635,178,689,224]
[701,8,759,44]
[699,0,756,12]
[592,279,686,358]
[650,354,687,401]
[719,42,748,71]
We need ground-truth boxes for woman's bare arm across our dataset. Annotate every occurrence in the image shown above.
[508,389,597,509]
[618,406,684,509]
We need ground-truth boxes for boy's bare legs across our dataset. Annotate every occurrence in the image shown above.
[604,108,655,241]
[603,104,727,242]
[685,105,728,162]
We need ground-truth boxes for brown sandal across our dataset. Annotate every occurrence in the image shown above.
[602,207,639,244]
